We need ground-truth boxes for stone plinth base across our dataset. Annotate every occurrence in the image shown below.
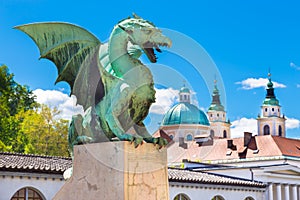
[53,142,169,200]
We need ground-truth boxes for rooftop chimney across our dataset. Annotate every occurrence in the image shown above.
[227,139,236,150]
[179,137,187,149]
[244,132,252,147]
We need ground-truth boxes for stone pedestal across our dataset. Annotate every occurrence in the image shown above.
[53,142,169,200]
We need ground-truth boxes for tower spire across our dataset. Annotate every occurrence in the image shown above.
[264,70,278,104]
[207,78,231,138]
[208,78,224,111]
[257,71,285,137]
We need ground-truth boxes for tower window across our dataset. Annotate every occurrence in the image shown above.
[210,130,215,138]
[279,125,282,137]
[263,125,270,135]
[217,113,219,117]
[278,108,280,112]
[265,108,267,112]
[210,114,213,117]
[272,108,274,112]
[186,134,193,141]
[223,130,227,138]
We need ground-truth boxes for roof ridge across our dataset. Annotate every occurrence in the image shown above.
[0,151,71,160]
[168,168,266,187]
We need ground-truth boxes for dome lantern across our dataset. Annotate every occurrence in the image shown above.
[179,85,191,103]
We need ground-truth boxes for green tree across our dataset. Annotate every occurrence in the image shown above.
[19,105,69,157]
[0,65,69,157]
[0,65,36,152]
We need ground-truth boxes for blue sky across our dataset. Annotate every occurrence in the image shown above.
[1,0,300,138]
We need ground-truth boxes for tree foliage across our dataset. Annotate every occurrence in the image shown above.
[19,105,69,156]
[0,65,69,157]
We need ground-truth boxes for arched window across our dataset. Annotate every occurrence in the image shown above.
[223,130,227,138]
[174,193,191,200]
[244,197,255,200]
[210,130,215,138]
[265,108,267,112]
[263,125,270,135]
[169,135,174,140]
[211,195,225,200]
[272,108,274,112]
[278,125,282,137]
[186,134,193,141]
[11,187,45,200]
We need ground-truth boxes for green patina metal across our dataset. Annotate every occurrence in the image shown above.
[162,102,210,126]
[208,84,225,111]
[15,14,172,155]
[179,86,190,93]
[263,78,280,106]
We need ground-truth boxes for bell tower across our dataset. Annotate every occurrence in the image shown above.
[257,73,286,137]
[207,79,231,138]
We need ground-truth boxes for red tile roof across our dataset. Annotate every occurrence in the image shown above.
[272,136,300,157]
[167,135,300,163]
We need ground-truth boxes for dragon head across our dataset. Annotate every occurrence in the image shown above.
[118,14,172,63]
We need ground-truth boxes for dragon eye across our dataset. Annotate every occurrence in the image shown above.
[143,29,152,34]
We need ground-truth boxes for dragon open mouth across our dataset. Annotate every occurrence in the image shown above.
[143,41,170,63]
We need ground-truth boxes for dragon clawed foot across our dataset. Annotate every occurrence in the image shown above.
[72,136,94,146]
[144,137,168,149]
[119,134,144,148]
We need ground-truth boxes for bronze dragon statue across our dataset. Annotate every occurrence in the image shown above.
[16,14,172,156]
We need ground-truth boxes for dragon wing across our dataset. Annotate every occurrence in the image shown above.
[15,22,104,110]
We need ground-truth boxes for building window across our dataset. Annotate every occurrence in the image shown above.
[186,134,193,141]
[11,187,44,200]
[263,125,270,135]
[210,130,215,138]
[223,130,227,138]
[169,135,174,140]
[210,114,213,117]
[244,197,255,200]
[272,108,274,112]
[174,193,190,200]
[217,113,219,117]
[211,195,225,200]
[279,125,282,137]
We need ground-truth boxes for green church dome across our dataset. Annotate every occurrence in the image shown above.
[180,86,190,93]
[162,102,210,126]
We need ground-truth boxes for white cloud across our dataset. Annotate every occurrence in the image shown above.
[34,87,180,119]
[33,89,84,120]
[236,78,286,90]
[230,118,257,138]
[286,117,300,129]
[149,88,178,115]
[290,62,300,70]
